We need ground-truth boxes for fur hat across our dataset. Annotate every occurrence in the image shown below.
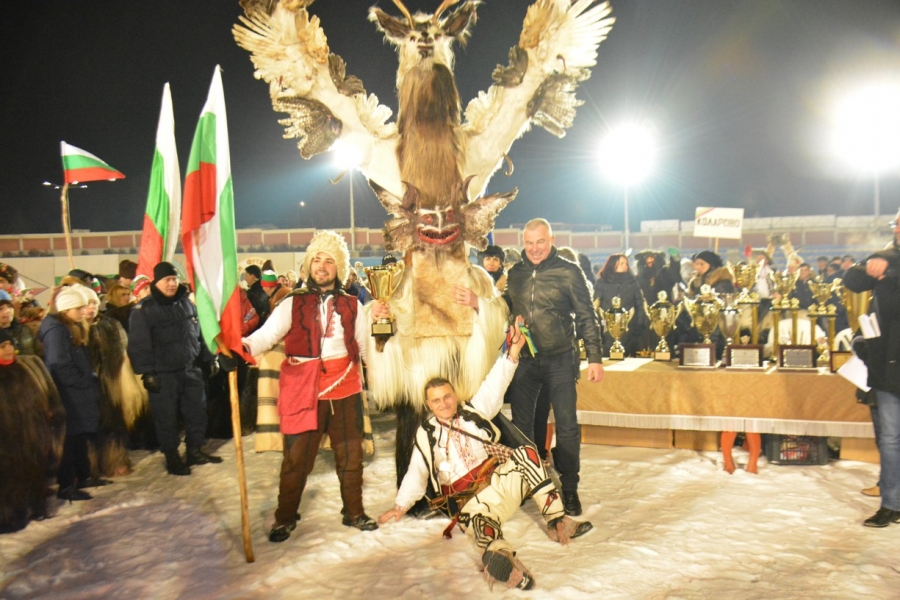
[118,260,138,280]
[481,245,504,260]
[303,230,351,286]
[691,250,723,271]
[153,262,179,283]
[56,286,88,312]
[0,263,18,284]
[132,275,151,297]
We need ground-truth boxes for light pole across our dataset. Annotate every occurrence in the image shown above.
[333,140,363,253]
[832,82,900,220]
[297,200,305,228]
[598,123,656,251]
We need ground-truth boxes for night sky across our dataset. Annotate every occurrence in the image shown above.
[3,0,900,237]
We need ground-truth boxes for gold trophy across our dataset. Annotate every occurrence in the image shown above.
[646,290,681,361]
[771,269,800,358]
[682,284,723,344]
[718,292,741,347]
[837,278,872,333]
[363,261,405,337]
[732,261,761,344]
[807,276,839,368]
[603,296,633,360]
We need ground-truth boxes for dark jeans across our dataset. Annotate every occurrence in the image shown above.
[58,432,92,489]
[274,394,365,525]
[148,367,208,453]
[873,390,900,511]
[508,348,581,492]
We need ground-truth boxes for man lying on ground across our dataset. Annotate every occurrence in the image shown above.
[378,316,593,591]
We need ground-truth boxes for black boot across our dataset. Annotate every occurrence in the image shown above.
[164,451,191,476]
[57,485,92,502]
[562,491,582,516]
[186,447,223,466]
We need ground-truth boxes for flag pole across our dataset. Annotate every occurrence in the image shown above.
[216,337,255,563]
[59,183,75,270]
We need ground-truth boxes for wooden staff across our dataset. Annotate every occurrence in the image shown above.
[60,183,75,270]
[216,339,255,563]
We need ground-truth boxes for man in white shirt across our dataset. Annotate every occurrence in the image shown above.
[243,231,377,542]
[379,317,592,591]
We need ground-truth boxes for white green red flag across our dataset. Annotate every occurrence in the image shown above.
[60,142,125,184]
[181,66,251,361]
[137,83,181,279]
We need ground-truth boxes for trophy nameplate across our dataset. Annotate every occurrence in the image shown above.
[371,320,396,336]
[724,345,765,369]
[679,343,717,369]
[830,350,852,373]
[654,350,672,362]
[778,345,818,371]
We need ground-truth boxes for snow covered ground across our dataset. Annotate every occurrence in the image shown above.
[1,412,897,599]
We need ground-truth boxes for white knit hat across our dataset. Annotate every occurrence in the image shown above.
[302,230,351,286]
[71,283,99,305]
[56,286,88,312]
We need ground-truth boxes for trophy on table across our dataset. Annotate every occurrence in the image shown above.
[646,290,681,361]
[680,284,723,368]
[732,261,761,344]
[838,278,872,333]
[807,276,840,368]
[603,296,633,360]
[771,269,816,370]
[363,261,405,350]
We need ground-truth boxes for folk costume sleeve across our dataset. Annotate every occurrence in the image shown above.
[394,445,430,510]
[468,355,519,420]
[243,296,293,357]
[355,299,369,364]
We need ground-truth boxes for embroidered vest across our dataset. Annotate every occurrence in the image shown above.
[415,406,501,492]
[284,291,360,364]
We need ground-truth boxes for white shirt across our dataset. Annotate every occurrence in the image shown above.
[243,292,369,365]
[394,356,518,510]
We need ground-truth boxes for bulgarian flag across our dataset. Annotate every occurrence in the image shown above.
[137,83,181,279]
[181,66,251,362]
[60,142,125,184]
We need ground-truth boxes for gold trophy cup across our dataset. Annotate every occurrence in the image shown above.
[363,261,405,337]
[732,261,762,344]
[682,284,724,344]
[718,292,742,347]
[808,276,839,367]
[603,296,633,360]
[646,290,681,361]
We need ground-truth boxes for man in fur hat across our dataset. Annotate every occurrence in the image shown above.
[127,262,222,476]
[379,319,592,591]
[242,230,378,542]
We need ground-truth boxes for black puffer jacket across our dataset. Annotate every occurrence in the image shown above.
[843,243,900,396]
[504,247,603,363]
[127,284,206,374]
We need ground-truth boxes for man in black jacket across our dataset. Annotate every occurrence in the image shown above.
[502,218,604,516]
[844,211,900,528]
[244,265,271,327]
[127,262,221,476]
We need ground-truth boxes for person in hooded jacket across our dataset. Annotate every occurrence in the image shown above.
[127,262,221,476]
[38,286,101,501]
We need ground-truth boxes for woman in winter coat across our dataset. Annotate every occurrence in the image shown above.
[594,254,648,357]
[39,286,102,501]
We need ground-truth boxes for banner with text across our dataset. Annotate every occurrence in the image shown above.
[694,207,744,239]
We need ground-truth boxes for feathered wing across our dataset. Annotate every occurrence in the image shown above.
[233,3,403,196]
[462,0,615,196]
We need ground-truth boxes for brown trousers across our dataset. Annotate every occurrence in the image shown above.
[274,394,365,525]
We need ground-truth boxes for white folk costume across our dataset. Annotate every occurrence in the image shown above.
[395,356,569,555]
